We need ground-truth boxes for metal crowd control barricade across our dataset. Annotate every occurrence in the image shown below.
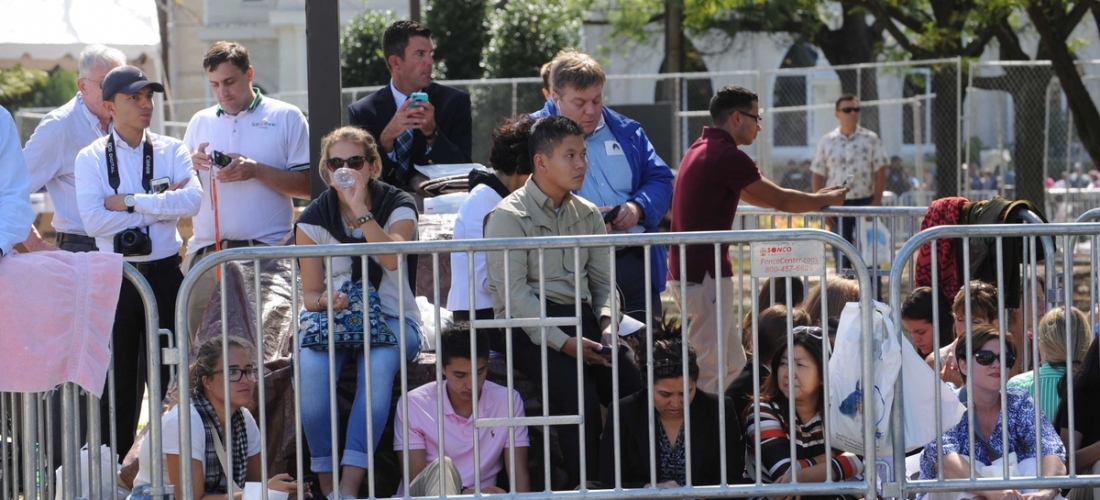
[886,223,1100,499]
[736,205,927,301]
[174,229,880,500]
[4,263,169,500]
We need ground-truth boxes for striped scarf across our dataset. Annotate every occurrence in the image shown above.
[192,390,249,493]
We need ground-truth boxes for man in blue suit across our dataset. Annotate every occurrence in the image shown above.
[347,20,472,190]
[530,50,674,323]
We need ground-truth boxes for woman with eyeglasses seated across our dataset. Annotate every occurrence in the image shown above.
[295,126,422,500]
[917,325,1066,500]
[129,337,303,499]
[597,336,744,490]
[743,326,863,499]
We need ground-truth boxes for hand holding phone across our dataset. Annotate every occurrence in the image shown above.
[842,175,854,188]
[603,205,623,224]
[212,151,233,168]
[410,92,428,108]
[597,345,613,356]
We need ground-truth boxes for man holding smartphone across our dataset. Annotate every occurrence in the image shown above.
[670,86,847,393]
[348,20,473,190]
[182,41,311,337]
[74,65,201,458]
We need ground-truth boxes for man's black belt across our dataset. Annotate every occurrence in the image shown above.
[196,239,265,256]
[615,246,645,258]
[55,232,96,247]
[130,255,181,275]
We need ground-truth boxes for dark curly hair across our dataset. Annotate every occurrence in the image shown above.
[488,115,534,176]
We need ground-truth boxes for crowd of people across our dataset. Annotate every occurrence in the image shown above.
[0,17,1093,500]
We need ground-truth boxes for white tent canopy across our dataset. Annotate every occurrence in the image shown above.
[0,0,161,62]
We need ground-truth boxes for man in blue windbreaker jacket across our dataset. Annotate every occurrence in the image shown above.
[530,49,674,324]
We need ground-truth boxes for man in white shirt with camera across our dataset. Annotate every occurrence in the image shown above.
[74,65,201,458]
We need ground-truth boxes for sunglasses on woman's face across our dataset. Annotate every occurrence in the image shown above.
[973,349,1016,369]
[325,156,367,171]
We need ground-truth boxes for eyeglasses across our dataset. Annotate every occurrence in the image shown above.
[840,107,861,114]
[212,367,260,382]
[737,110,763,123]
[972,350,1016,369]
[325,156,367,171]
[81,77,103,88]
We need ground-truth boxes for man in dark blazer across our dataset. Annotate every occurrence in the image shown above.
[347,20,472,190]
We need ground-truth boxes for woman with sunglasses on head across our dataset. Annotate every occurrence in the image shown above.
[129,337,303,499]
[743,326,863,499]
[917,325,1066,500]
[295,126,422,500]
[597,336,745,490]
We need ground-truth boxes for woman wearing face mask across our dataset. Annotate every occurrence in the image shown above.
[917,325,1066,500]
[743,326,863,500]
[129,337,302,499]
[597,336,744,489]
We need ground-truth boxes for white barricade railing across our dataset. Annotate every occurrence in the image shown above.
[887,223,1100,499]
[174,229,880,500]
[6,263,169,500]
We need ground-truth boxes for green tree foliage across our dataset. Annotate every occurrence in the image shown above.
[341,9,397,88]
[0,65,49,109]
[425,0,491,80]
[482,0,583,79]
[31,67,78,108]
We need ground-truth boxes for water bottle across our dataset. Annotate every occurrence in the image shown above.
[333,167,356,189]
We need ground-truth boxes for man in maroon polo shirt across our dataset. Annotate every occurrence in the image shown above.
[668,85,849,393]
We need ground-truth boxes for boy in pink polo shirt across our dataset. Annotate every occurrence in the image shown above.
[394,326,531,496]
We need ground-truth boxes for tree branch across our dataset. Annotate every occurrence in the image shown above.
[1066,0,1094,38]
[850,0,928,58]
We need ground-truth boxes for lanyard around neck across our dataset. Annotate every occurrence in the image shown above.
[106,133,154,195]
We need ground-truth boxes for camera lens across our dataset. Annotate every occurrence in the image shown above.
[121,231,137,246]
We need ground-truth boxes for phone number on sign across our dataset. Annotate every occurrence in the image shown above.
[763,264,818,274]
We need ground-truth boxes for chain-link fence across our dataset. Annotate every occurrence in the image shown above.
[966,60,1100,221]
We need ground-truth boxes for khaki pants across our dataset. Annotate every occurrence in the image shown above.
[668,272,745,394]
[408,457,463,497]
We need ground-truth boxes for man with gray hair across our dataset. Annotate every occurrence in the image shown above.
[21,44,126,253]
[529,49,673,324]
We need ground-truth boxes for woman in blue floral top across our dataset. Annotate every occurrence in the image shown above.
[919,325,1066,500]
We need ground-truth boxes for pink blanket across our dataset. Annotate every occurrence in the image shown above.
[0,251,122,397]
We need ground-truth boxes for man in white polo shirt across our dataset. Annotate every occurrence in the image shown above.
[182,41,310,336]
[21,44,125,253]
[74,65,202,458]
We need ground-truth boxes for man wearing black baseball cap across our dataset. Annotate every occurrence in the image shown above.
[74,65,201,458]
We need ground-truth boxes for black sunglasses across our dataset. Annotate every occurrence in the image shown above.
[973,349,1016,369]
[840,107,861,114]
[325,156,367,171]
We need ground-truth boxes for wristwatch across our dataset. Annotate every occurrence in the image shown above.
[124,194,136,213]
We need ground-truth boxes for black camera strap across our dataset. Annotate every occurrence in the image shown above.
[106,133,154,195]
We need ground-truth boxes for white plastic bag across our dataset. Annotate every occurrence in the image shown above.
[899,335,966,452]
[53,444,130,500]
[416,296,453,352]
[858,219,892,267]
[828,300,899,457]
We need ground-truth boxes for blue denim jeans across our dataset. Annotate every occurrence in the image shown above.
[299,314,422,472]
